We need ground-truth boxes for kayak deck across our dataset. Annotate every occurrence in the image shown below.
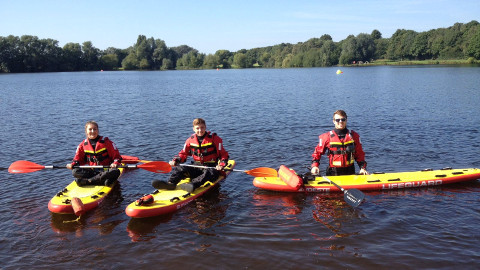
[126,160,235,218]
[48,167,124,214]
[253,167,480,193]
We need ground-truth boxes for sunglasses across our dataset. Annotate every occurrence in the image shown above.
[334,118,347,123]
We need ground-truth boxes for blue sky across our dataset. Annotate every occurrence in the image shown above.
[1,0,479,54]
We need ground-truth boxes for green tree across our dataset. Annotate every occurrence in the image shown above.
[62,42,83,71]
[152,39,168,69]
[387,29,417,60]
[41,38,62,72]
[161,58,173,70]
[214,50,233,68]
[356,33,375,61]
[411,32,430,60]
[82,41,100,70]
[103,47,128,67]
[0,35,23,72]
[233,52,247,68]
[282,53,294,67]
[303,49,319,67]
[466,25,480,59]
[319,40,339,66]
[19,35,42,72]
[374,38,389,59]
[99,54,118,70]
[177,50,204,69]
[339,35,357,64]
[203,54,220,69]
[260,52,271,67]
[121,52,139,70]
[371,29,382,40]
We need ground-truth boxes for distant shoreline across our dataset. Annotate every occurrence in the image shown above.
[345,59,479,67]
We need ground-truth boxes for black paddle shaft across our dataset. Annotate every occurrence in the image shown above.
[322,176,365,208]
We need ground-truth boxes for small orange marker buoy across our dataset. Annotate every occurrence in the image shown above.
[71,197,85,216]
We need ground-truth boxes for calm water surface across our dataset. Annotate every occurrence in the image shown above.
[1,66,480,269]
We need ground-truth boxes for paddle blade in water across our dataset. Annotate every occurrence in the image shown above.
[343,188,365,208]
[245,167,278,177]
[8,160,45,174]
[138,161,172,173]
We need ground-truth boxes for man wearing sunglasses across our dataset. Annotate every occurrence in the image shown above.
[310,110,368,176]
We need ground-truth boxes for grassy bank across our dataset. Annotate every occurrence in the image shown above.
[353,58,479,66]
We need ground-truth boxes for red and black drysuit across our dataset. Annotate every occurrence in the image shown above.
[168,131,229,189]
[70,136,122,185]
[311,128,367,176]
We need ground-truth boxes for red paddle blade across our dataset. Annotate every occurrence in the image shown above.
[8,160,45,174]
[138,161,172,173]
[245,167,278,177]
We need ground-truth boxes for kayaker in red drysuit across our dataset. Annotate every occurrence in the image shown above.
[152,118,229,193]
[66,121,122,186]
[311,110,368,176]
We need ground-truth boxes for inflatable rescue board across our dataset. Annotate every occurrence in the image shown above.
[126,160,235,218]
[253,166,480,193]
[48,167,124,215]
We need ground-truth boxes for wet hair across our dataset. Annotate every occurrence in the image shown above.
[192,118,206,126]
[85,120,99,130]
[333,110,347,119]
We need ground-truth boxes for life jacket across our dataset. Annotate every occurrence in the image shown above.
[327,130,356,168]
[187,132,222,165]
[82,136,115,166]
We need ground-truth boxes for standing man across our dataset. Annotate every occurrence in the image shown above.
[152,118,229,192]
[310,110,368,176]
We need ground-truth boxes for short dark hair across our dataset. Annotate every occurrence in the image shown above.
[333,110,347,119]
[193,118,206,126]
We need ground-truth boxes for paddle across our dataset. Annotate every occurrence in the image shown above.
[8,160,172,174]
[322,176,365,208]
[179,163,278,177]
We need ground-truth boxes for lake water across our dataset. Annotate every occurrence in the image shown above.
[1,66,480,269]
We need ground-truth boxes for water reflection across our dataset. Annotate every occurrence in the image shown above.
[311,195,361,238]
[126,214,174,242]
[252,191,306,217]
[183,186,228,230]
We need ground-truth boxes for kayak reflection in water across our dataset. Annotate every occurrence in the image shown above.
[310,110,368,176]
[66,121,122,186]
[152,118,230,193]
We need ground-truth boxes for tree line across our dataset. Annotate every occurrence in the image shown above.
[1,20,479,73]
